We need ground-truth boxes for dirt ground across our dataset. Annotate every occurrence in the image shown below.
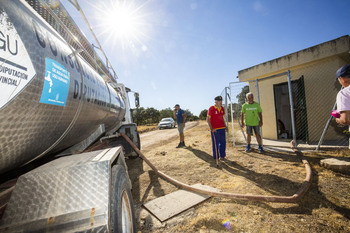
[126,121,350,233]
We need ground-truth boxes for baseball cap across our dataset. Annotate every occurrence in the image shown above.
[214,96,223,101]
[336,64,350,79]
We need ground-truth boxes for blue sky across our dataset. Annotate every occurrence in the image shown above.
[61,0,350,116]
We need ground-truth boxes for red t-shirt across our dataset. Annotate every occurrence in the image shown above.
[207,105,226,129]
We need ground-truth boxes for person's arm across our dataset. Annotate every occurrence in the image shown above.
[182,113,186,126]
[337,111,350,125]
[240,112,245,128]
[259,112,263,127]
[206,116,215,132]
[173,109,177,120]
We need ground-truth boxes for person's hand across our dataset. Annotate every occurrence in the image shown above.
[259,121,263,127]
[241,122,245,128]
[336,118,344,126]
[182,123,185,127]
[225,127,228,132]
[211,128,216,133]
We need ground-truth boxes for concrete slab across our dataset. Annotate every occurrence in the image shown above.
[320,158,350,174]
[234,133,347,152]
[142,184,220,222]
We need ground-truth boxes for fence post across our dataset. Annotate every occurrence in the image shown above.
[316,101,337,151]
[256,79,260,104]
[256,79,263,146]
[225,87,229,124]
[229,85,235,146]
[225,87,229,143]
[287,70,297,147]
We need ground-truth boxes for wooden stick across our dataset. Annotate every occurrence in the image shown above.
[213,131,219,167]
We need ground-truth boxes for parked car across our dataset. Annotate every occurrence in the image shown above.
[158,118,176,129]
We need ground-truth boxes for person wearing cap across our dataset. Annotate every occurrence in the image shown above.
[240,92,264,153]
[206,96,228,160]
[173,104,186,148]
[335,64,350,125]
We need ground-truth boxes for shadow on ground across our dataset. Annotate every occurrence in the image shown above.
[186,146,350,220]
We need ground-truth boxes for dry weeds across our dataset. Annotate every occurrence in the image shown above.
[137,124,159,134]
[127,121,350,233]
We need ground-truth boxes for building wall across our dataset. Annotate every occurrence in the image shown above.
[239,36,350,143]
[300,58,345,142]
[248,56,350,142]
[239,36,350,81]
[248,74,290,140]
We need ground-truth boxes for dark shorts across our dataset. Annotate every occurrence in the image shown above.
[246,125,260,135]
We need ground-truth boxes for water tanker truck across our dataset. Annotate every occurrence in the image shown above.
[0,0,140,232]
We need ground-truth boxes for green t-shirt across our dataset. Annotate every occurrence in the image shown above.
[241,102,262,126]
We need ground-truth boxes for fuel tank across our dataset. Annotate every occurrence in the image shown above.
[0,0,126,174]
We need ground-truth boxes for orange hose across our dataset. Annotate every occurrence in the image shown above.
[121,133,312,203]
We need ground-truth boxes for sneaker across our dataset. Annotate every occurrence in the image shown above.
[258,145,264,153]
[182,142,186,147]
[245,144,251,152]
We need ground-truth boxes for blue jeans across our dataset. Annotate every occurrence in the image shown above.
[211,128,226,159]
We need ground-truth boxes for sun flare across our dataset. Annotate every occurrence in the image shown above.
[95,0,151,51]
[104,5,138,39]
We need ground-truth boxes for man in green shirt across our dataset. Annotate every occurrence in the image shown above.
[240,92,264,153]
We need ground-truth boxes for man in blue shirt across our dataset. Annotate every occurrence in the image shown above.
[173,104,186,148]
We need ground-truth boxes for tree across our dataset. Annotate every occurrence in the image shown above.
[184,109,199,121]
[132,106,199,125]
[160,108,173,119]
[237,85,249,105]
[143,107,160,124]
[231,103,242,119]
[132,107,145,125]
[227,85,250,120]
[132,107,161,125]
[199,109,208,120]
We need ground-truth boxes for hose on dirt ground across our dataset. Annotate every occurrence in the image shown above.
[121,133,312,203]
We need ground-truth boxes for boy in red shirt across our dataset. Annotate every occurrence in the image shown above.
[206,96,228,160]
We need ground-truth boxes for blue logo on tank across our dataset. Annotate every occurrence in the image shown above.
[40,58,70,106]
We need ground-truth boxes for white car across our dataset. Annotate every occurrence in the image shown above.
[158,118,176,129]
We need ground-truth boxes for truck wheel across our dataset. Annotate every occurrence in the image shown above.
[111,165,136,233]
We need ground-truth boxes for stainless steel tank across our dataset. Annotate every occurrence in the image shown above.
[0,0,126,174]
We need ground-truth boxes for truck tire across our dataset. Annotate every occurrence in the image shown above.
[110,165,136,233]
